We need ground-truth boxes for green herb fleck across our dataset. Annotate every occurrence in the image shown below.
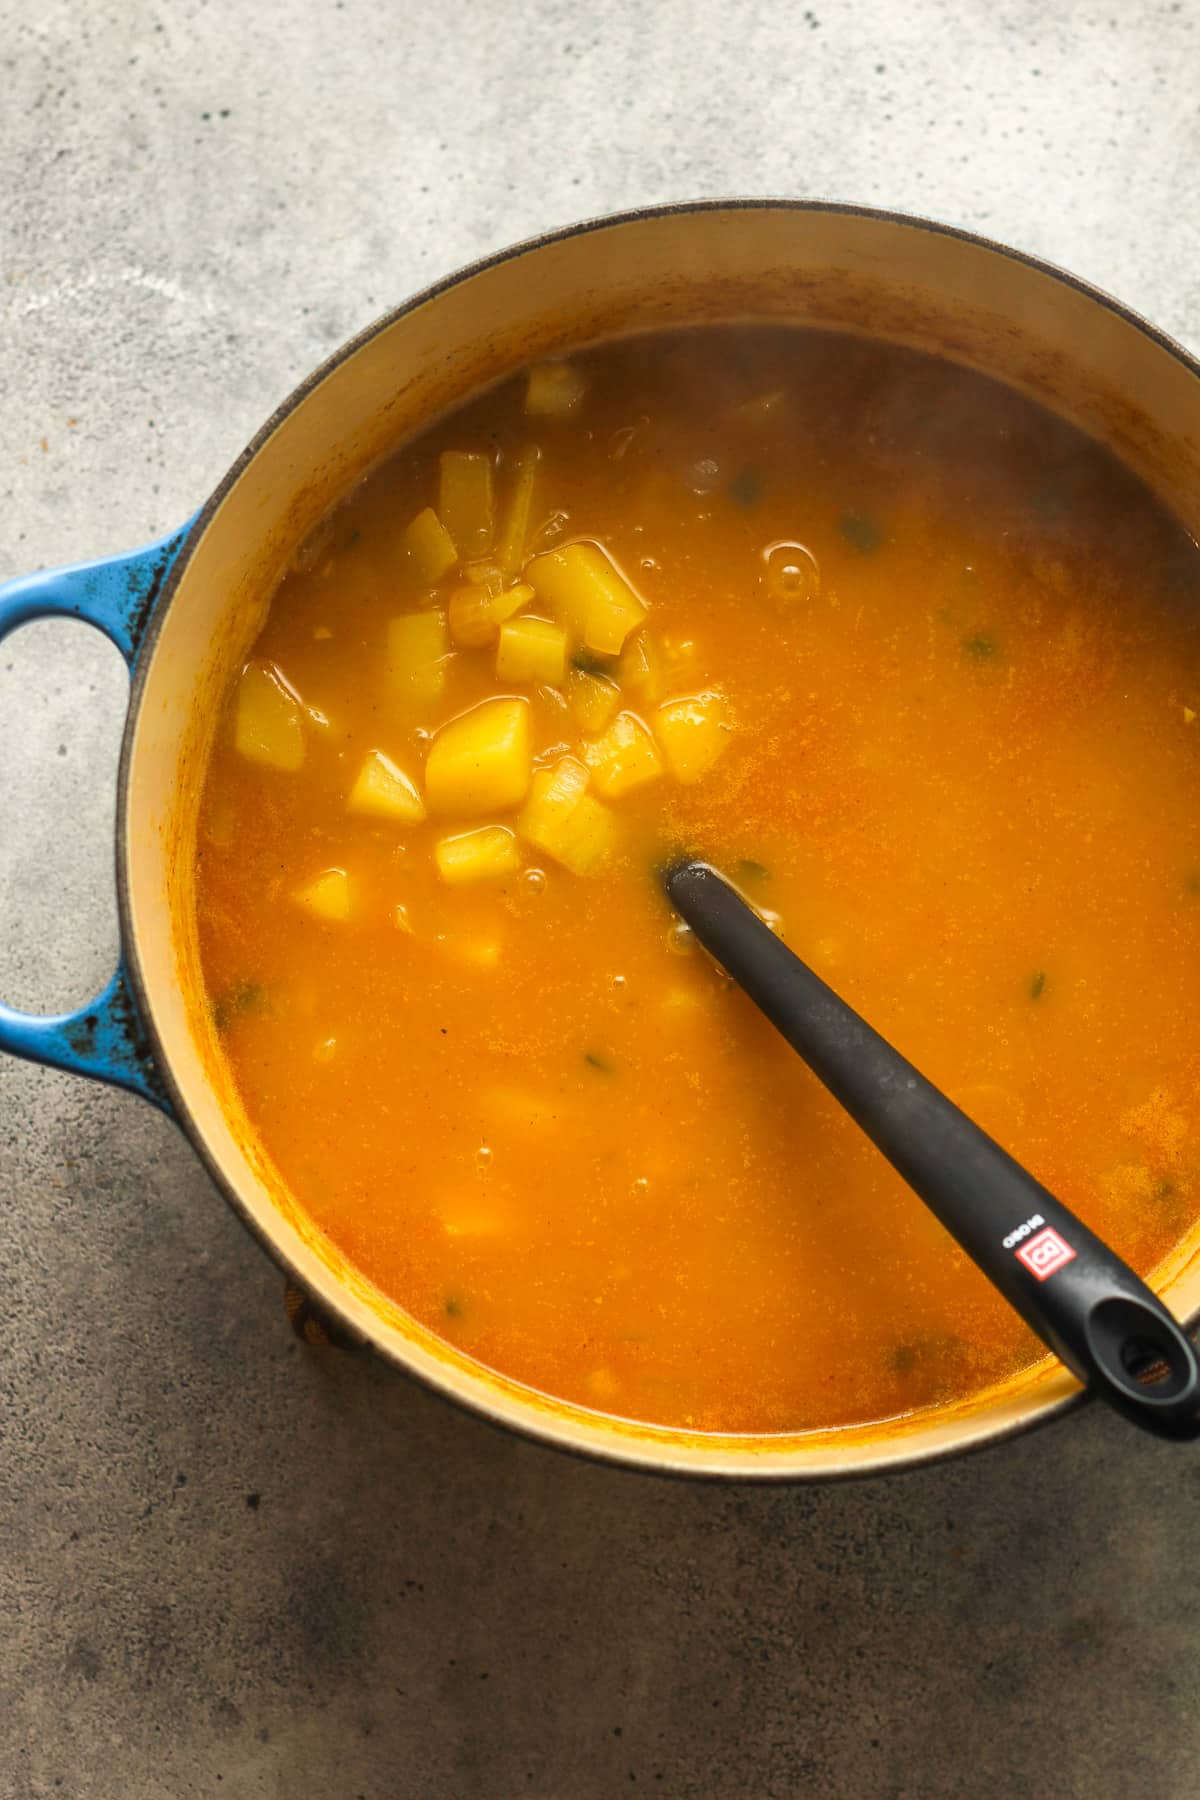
[735,858,771,885]
[839,510,884,554]
[963,632,999,661]
[728,466,762,508]
[571,648,612,675]
[1029,970,1047,1001]
[1153,1176,1177,1206]
[444,1294,465,1320]
[347,528,362,545]
[887,1332,967,1399]
[584,1050,614,1074]
[212,981,263,1032]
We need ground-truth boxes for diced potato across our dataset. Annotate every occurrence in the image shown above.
[402,506,458,585]
[496,445,540,579]
[567,666,621,736]
[496,615,567,686]
[434,825,520,885]
[448,580,532,649]
[294,867,351,922]
[525,542,647,656]
[517,756,616,875]
[536,681,570,718]
[438,452,495,558]
[582,710,663,798]
[656,690,733,783]
[347,749,426,823]
[235,661,298,749]
[425,697,532,814]
[234,662,305,771]
[388,610,449,706]
[617,630,664,703]
[525,362,587,418]
[448,586,495,649]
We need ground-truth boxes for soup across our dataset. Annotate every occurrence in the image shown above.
[192,326,1200,1435]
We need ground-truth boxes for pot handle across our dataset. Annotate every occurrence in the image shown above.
[0,522,195,1111]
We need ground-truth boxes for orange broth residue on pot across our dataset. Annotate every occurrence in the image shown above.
[192,326,1200,1435]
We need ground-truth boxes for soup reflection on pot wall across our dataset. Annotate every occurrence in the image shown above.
[4,202,1200,1480]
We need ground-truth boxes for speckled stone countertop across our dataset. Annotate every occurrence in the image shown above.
[4,2,1200,1794]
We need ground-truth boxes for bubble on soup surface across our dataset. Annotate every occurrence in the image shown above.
[763,540,820,602]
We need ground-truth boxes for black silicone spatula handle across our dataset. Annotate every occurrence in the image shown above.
[665,860,1200,1439]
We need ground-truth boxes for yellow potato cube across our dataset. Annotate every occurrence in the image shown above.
[438,451,495,557]
[388,611,449,706]
[402,506,458,585]
[434,825,520,885]
[294,867,351,922]
[567,666,621,736]
[617,630,664,703]
[582,710,663,798]
[496,615,567,686]
[517,756,616,875]
[448,581,532,649]
[496,445,541,578]
[655,690,733,783]
[347,750,426,823]
[234,662,305,771]
[425,696,532,815]
[525,542,647,656]
[525,362,587,418]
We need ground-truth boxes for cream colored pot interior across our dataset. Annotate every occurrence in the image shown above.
[122,205,1200,1477]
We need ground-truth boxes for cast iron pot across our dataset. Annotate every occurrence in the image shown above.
[5,202,1200,1478]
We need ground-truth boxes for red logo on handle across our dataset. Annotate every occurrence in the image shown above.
[1015,1226,1076,1281]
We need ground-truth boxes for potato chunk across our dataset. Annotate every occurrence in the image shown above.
[438,452,495,558]
[617,630,664,704]
[294,867,350,922]
[425,697,532,814]
[434,825,520,885]
[525,362,587,418]
[655,690,732,782]
[567,666,621,736]
[582,711,663,798]
[402,506,458,585]
[496,615,567,686]
[234,662,305,771]
[517,756,616,875]
[448,581,532,649]
[347,750,426,823]
[525,542,646,656]
[388,611,449,706]
[496,445,540,579]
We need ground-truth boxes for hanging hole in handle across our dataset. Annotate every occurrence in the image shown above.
[1120,1339,1173,1387]
[1086,1296,1197,1403]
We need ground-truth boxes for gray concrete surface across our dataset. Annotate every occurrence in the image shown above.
[3,1,1200,1794]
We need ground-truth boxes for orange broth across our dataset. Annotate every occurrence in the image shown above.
[193,326,1200,1434]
